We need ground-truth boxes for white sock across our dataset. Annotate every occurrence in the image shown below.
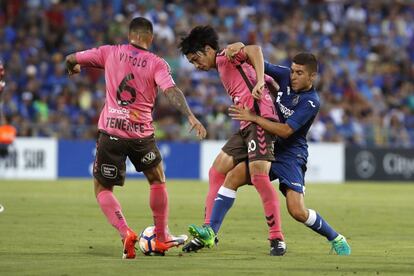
[304,209,317,226]
[217,186,237,198]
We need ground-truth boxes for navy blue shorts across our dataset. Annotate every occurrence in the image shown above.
[269,158,307,196]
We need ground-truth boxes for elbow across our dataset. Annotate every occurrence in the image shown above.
[279,127,294,139]
[279,133,290,139]
[249,45,262,54]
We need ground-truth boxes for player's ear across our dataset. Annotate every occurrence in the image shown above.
[310,71,317,82]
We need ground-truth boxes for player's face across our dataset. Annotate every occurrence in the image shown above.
[290,63,316,92]
[186,47,215,71]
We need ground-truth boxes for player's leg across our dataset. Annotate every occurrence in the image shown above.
[209,162,249,234]
[274,158,351,256]
[285,189,351,255]
[249,160,285,256]
[204,150,235,225]
[93,133,137,259]
[143,162,188,253]
[128,136,186,253]
[187,162,249,251]
[184,133,247,252]
[245,123,285,255]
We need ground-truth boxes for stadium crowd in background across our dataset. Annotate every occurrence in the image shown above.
[0,0,413,147]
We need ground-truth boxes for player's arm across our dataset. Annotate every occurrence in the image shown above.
[163,86,207,139]
[66,46,109,76]
[225,42,290,84]
[225,43,265,99]
[229,105,294,138]
[65,54,81,75]
[243,45,266,99]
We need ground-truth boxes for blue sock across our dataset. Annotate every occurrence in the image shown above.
[210,187,236,234]
[304,209,338,241]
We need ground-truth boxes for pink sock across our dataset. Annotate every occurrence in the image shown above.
[251,174,284,241]
[150,183,168,242]
[204,167,226,224]
[96,190,129,239]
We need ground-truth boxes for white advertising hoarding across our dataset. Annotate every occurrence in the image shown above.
[200,140,226,181]
[200,141,344,183]
[0,138,57,179]
[306,143,344,183]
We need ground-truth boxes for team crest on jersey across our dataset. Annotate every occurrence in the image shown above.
[292,95,299,106]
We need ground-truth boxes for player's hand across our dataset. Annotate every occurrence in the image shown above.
[224,42,245,61]
[188,115,207,139]
[252,81,265,100]
[67,64,81,75]
[228,104,257,122]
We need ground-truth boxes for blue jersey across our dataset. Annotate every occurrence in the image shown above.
[264,62,320,163]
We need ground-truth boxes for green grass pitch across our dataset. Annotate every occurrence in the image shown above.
[0,180,413,275]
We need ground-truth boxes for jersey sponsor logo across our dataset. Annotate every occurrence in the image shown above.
[141,151,156,165]
[101,164,118,179]
[105,117,145,133]
[308,100,316,108]
[108,107,131,119]
[109,136,119,141]
[278,102,295,118]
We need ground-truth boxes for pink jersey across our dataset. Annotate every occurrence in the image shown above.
[216,50,278,129]
[76,44,175,138]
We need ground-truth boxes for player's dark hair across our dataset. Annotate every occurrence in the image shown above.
[292,52,318,73]
[178,25,219,55]
[129,17,153,34]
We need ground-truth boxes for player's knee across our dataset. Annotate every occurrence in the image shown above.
[94,178,112,197]
[212,151,234,174]
[223,173,243,191]
[144,163,166,184]
[249,160,270,175]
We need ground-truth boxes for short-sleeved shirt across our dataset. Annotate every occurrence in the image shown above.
[264,62,320,163]
[215,50,278,129]
[76,44,175,139]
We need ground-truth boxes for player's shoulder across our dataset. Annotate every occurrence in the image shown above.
[216,50,240,68]
[300,90,320,109]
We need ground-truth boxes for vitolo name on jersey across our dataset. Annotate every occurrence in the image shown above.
[278,102,294,118]
[119,53,147,68]
[106,117,144,133]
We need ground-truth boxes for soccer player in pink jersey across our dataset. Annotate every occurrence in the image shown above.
[65,17,206,259]
[179,26,286,255]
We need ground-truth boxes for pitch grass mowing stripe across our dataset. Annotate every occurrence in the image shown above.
[0,180,413,275]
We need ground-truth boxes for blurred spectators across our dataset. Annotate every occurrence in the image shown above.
[0,0,413,147]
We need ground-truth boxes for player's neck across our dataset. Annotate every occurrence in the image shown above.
[299,85,313,93]
[129,42,149,51]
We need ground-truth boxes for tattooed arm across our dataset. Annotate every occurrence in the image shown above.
[164,86,207,139]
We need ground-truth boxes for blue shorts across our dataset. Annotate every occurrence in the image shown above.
[269,158,307,196]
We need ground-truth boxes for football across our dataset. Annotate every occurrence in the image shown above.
[138,226,157,255]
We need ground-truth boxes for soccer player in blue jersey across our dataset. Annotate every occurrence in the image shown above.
[184,44,351,256]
